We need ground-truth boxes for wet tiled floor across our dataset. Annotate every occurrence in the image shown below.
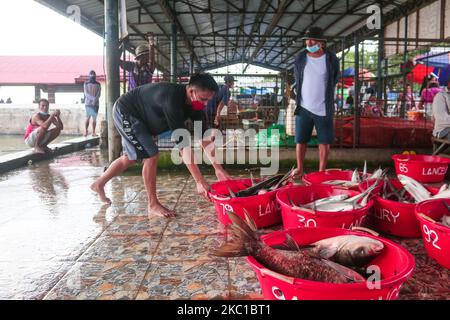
[0,149,448,300]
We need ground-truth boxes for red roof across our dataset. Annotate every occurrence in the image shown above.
[0,56,106,85]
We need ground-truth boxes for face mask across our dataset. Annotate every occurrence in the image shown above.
[191,90,206,111]
[306,44,321,53]
[39,111,49,116]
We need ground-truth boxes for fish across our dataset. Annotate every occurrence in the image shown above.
[298,177,380,212]
[397,174,431,203]
[371,167,384,180]
[308,235,385,268]
[362,160,368,180]
[301,194,350,209]
[323,180,359,188]
[211,211,366,284]
[233,168,294,197]
[351,169,361,183]
[440,202,450,228]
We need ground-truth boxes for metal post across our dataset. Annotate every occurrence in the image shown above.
[189,52,194,76]
[354,36,360,148]
[171,23,177,83]
[340,38,345,148]
[376,9,384,100]
[122,44,126,93]
[400,14,408,118]
[105,0,121,161]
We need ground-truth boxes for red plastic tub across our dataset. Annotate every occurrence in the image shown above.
[392,154,450,183]
[277,185,373,230]
[247,227,415,300]
[302,169,369,191]
[360,179,439,238]
[209,178,288,228]
[415,199,450,269]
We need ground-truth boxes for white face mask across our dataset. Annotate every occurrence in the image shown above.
[39,111,49,116]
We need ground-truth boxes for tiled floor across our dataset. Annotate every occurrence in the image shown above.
[0,149,448,300]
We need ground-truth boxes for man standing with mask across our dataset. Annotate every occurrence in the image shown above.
[292,26,340,178]
[83,70,101,136]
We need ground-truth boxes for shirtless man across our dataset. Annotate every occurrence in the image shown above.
[90,73,232,218]
[24,99,64,154]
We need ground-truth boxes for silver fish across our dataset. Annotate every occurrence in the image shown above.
[302,194,350,209]
[309,235,384,267]
[397,174,431,203]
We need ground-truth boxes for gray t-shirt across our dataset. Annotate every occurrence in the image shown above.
[116,82,202,135]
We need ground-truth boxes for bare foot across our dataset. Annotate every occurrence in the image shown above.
[33,146,46,154]
[84,132,88,137]
[148,203,176,218]
[90,181,112,204]
[92,133,98,137]
[43,146,54,153]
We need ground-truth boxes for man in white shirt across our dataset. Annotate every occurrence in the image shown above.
[292,26,340,177]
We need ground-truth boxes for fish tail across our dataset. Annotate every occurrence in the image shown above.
[210,210,259,257]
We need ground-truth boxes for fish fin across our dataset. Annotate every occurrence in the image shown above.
[242,208,258,232]
[443,202,450,213]
[287,194,296,207]
[226,210,258,241]
[225,185,236,198]
[284,233,301,251]
[250,171,255,186]
[320,259,366,283]
[210,243,249,257]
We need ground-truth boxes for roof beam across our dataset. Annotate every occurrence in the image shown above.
[242,0,272,59]
[232,0,250,61]
[154,0,200,66]
[246,0,293,66]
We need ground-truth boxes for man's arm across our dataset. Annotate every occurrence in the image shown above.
[33,112,56,130]
[200,136,231,181]
[147,32,156,73]
[214,101,225,126]
[180,147,210,199]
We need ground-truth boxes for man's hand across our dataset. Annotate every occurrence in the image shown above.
[290,168,303,180]
[147,32,155,46]
[54,109,61,117]
[214,115,220,126]
[196,180,210,200]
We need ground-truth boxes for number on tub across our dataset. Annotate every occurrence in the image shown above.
[272,286,298,300]
[297,214,317,227]
[423,224,441,250]
[398,163,408,173]
[220,203,234,216]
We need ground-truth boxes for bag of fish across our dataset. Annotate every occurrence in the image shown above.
[392,154,450,184]
[359,175,441,238]
[212,211,415,300]
[415,199,450,269]
[208,169,294,228]
[277,184,374,230]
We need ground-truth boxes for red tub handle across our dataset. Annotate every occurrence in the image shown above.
[326,168,343,171]
[351,226,379,236]
[417,213,437,224]
[260,268,295,284]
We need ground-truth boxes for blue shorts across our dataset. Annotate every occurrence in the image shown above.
[295,107,334,144]
[85,105,99,120]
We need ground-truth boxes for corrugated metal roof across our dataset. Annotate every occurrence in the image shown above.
[34,0,430,73]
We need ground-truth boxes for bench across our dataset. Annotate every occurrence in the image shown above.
[432,137,450,155]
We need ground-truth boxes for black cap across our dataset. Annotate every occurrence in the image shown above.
[224,75,235,83]
[302,26,326,41]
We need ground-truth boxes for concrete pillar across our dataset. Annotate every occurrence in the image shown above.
[171,23,177,83]
[105,0,121,161]
[47,87,55,104]
[34,86,41,103]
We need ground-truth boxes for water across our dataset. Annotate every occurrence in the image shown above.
[0,134,78,156]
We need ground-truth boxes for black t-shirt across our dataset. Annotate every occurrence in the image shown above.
[116,82,202,135]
